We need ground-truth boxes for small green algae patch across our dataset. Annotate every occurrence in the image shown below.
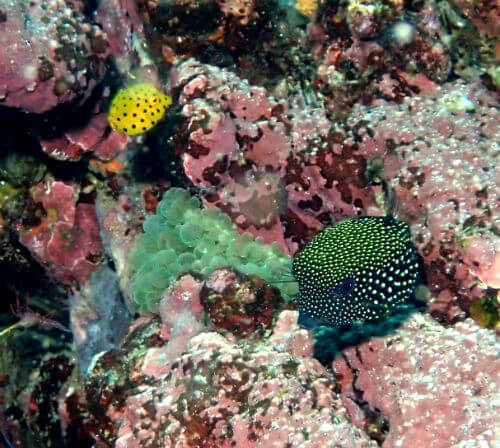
[469,296,500,329]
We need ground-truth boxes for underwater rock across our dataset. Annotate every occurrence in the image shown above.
[170,59,378,252]
[40,112,128,161]
[345,0,403,40]
[159,274,204,339]
[309,0,451,117]
[1,351,93,447]
[18,180,103,285]
[0,1,499,447]
[2,307,498,447]
[268,309,315,358]
[0,0,107,113]
[85,312,377,447]
[200,268,283,337]
[0,153,46,187]
[70,264,131,376]
[136,0,265,65]
[136,0,313,90]
[348,80,499,323]
[454,0,500,38]
[99,192,148,304]
[93,0,143,57]
[333,313,500,447]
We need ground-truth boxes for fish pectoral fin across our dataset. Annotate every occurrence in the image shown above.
[297,309,320,329]
[330,278,356,300]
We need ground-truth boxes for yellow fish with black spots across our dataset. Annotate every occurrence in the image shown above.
[108,83,172,136]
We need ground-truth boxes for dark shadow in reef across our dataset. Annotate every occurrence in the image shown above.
[129,108,190,187]
[82,0,100,17]
[0,242,64,314]
[0,80,106,140]
[0,83,113,318]
[312,299,426,365]
[0,81,108,183]
[147,0,314,88]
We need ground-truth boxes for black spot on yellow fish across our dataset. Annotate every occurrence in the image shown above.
[108,83,172,136]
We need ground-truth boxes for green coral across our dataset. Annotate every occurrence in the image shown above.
[130,188,297,313]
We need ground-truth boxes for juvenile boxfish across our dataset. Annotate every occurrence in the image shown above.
[108,83,172,136]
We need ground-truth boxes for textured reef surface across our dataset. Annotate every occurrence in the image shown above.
[0,0,499,447]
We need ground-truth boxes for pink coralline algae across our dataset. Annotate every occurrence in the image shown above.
[333,313,500,447]
[93,0,143,57]
[0,0,108,113]
[88,311,377,448]
[1,0,499,446]
[309,0,451,116]
[170,59,378,252]
[346,80,499,322]
[159,274,204,340]
[454,0,500,37]
[146,269,284,374]
[18,180,103,285]
[40,111,128,161]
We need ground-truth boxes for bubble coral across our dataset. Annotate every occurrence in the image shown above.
[130,188,297,313]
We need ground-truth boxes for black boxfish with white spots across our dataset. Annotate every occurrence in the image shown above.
[292,216,422,328]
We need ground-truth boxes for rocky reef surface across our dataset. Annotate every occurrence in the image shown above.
[0,0,498,446]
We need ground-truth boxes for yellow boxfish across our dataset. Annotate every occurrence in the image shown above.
[292,216,422,328]
[108,83,172,136]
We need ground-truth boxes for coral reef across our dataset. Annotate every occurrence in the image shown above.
[18,180,103,285]
[93,0,143,57]
[346,80,499,322]
[40,111,129,161]
[170,58,375,253]
[3,309,498,447]
[86,311,379,447]
[333,313,500,446]
[0,0,499,445]
[454,0,500,38]
[130,187,295,313]
[135,0,314,90]
[309,0,452,116]
[200,268,283,337]
[0,0,107,113]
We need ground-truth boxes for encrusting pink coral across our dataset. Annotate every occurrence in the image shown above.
[0,0,107,113]
[99,311,378,448]
[332,313,500,447]
[18,180,103,285]
[308,0,451,117]
[200,268,283,337]
[40,112,128,162]
[170,59,378,253]
[346,80,499,322]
